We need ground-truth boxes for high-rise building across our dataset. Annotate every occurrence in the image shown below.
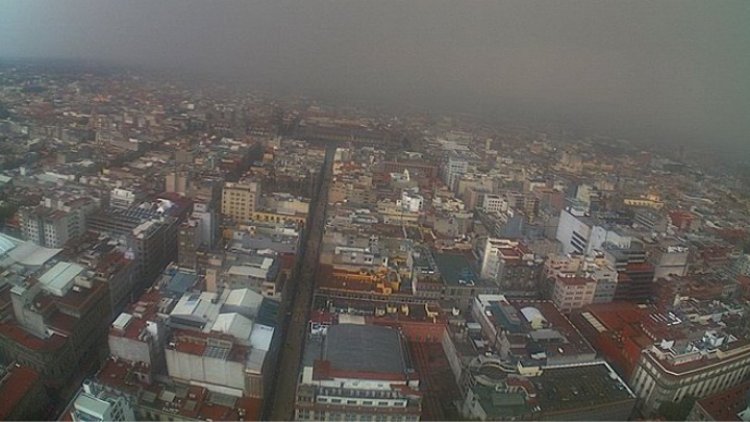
[555,208,632,256]
[477,237,540,292]
[442,154,468,192]
[222,181,260,222]
[165,171,189,195]
[19,206,72,248]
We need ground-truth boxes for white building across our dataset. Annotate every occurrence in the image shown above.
[164,288,275,398]
[478,237,532,280]
[398,189,424,213]
[555,208,631,256]
[110,188,140,210]
[71,380,136,422]
[482,194,507,215]
[443,154,469,191]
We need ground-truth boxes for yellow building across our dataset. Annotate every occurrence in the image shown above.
[221,181,260,222]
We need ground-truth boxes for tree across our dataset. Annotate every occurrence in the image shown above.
[657,396,696,421]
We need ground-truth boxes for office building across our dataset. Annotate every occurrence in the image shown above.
[222,180,261,222]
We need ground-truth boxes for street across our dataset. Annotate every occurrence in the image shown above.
[267,146,334,420]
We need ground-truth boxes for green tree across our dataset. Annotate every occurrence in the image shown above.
[657,396,696,421]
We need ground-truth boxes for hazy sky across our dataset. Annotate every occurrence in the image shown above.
[1,1,749,151]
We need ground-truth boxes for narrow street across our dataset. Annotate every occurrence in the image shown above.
[267,146,334,420]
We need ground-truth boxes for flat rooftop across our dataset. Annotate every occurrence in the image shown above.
[534,362,635,414]
[324,324,408,375]
[433,252,479,287]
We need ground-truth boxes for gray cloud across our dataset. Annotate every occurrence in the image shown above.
[1,0,748,151]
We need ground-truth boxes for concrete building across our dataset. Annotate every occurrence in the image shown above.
[178,201,219,271]
[477,237,540,293]
[87,205,184,290]
[0,265,111,400]
[602,242,656,303]
[545,253,618,310]
[398,188,424,213]
[0,363,50,420]
[19,206,70,247]
[18,198,95,248]
[551,276,598,312]
[555,208,632,256]
[222,180,260,222]
[164,288,277,399]
[70,380,136,422]
[108,289,167,373]
[460,360,635,421]
[631,336,750,415]
[110,188,141,210]
[128,219,178,290]
[688,380,750,421]
[165,171,189,195]
[482,194,508,215]
[471,295,596,370]
[295,323,422,421]
[443,153,469,191]
[67,359,262,421]
[651,244,690,279]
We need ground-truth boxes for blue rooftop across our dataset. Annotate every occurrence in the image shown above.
[433,252,478,286]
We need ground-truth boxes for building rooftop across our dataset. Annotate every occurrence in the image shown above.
[321,323,412,377]
[534,362,635,415]
[38,261,84,297]
[0,364,41,420]
[695,380,750,421]
[433,252,479,287]
[90,359,262,420]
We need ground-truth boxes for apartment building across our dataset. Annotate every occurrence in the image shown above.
[221,181,261,222]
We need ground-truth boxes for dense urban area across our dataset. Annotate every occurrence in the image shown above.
[1,62,750,422]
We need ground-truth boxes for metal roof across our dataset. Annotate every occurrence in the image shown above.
[325,324,407,375]
[39,261,84,297]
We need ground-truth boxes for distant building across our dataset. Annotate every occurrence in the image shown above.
[19,206,72,247]
[651,244,690,279]
[545,253,617,311]
[603,242,656,303]
[477,237,540,293]
[110,188,141,211]
[443,153,469,192]
[482,194,507,215]
[295,323,422,421]
[555,208,631,256]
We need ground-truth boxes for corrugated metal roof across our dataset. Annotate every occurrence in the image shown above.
[39,261,84,296]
